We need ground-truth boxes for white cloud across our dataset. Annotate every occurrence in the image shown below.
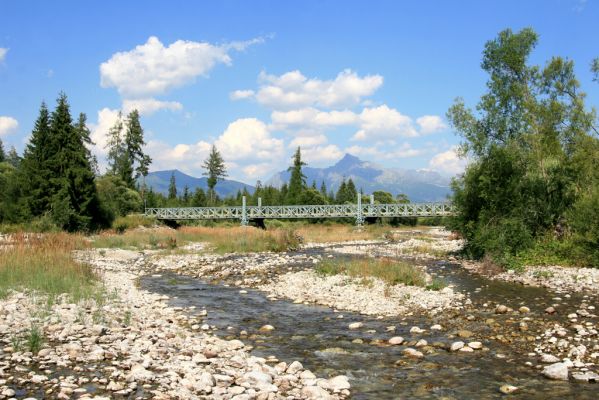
[243,163,275,179]
[0,116,18,137]
[289,134,328,148]
[89,108,121,161]
[253,69,383,110]
[216,118,284,162]
[230,89,255,100]
[0,48,7,63]
[271,107,358,130]
[122,98,183,116]
[428,147,467,175]
[345,142,423,160]
[352,105,418,140]
[100,36,262,97]
[146,139,212,174]
[416,115,447,134]
[301,144,344,164]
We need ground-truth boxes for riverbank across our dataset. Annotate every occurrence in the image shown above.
[0,247,351,399]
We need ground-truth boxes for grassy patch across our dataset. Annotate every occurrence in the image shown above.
[112,214,158,233]
[425,278,447,291]
[315,258,427,287]
[295,224,392,243]
[0,233,99,301]
[92,226,300,253]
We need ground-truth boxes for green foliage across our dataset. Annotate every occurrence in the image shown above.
[286,147,307,204]
[26,325,43,353]
[0,139,5,163]
[96,175,142,221]
[447,28,599,268]
[202,145,227,203]
[315,258,427,287]
[372,190,394,204]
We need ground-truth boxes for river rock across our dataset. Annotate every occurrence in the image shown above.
[301,385,333,399]
[403,348,424,359]
[126,364,154,382]
[287,360,303,374]
[545,306,556,314]
[259,324,275,332]
[519,306,530,313]
[410,326,425,334]
[499,384,518,394]
[457,330,473,338]
[495,305,508,314]
[450,341,465,352]
[388,336,404,345]
[430,324,443,331]
[468,341,482,350]
[324,375,351,391]
[542,362,569,380]
[348,322,363,330]
[540,354,560,363]
[571,371,599,382]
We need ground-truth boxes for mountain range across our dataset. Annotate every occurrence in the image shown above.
[144,153,452,202]
[266,153,451,202]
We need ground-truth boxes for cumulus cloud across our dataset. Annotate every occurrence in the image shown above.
[271,107,358,130]
[428,147,467,175]
[253,69,383,110]
[416,115,447,134]
[100,36,263,98]
[0,48,8,63]
[301,144,344,164]
[146,139,213,174]
[216,118,284,162]
[89,108,121,159]
[230,89,255,100]
[0,116,18,137]
[345,142,423,160]
[289,134,328,148]
[352,105,418,140]
[122,98,183,116]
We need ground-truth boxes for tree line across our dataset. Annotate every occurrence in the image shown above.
[448,28,599,267]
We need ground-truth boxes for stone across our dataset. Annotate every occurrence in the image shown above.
[301,386,333,400]
[545,306,556,314]
[540,354,560,363]
[450,341,465,352]
[468,341,482,350]
[31,374,48,383]
[325,375,350,391]
[259,324,275,332]
[403,348,424,359]
[388,336,404,345]
[107,380,125,391]
[571,371,599,382]
[542,362,569,381]
[519,306,530,313]
[430,324,443,331]
[495,305,508,314]
[499,384,518,394]
[348,322,363,330]
[457,330,473,338]
[415,339,428,348]
[126,364,154,383]
[410,326,425,334]
[459,346,474,353]
[287,360,303,374]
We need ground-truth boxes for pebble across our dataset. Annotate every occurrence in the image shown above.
[348,322,363,330]
[259,324,275,332]
[388,336,404,345]
[499,384,518,394]
[495,305,508,314]
[542,362,569,381]
[402,348,424,359]
[519,306,530,313]
[450,341,465,352]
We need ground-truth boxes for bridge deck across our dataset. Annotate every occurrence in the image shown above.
[145,200,454,226]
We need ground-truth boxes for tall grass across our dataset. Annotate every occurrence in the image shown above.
[92,226,300,253]
[315,258,427,287]
[295,224,392,243]
[0,233,99,301]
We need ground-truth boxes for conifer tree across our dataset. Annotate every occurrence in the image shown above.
[336,179,347,203]
[6,147,20,168]
[320,181,327,198]
[168,172,177,200]
[0,138,5,162]
[191,187,206,207]
[202,145,227,204]
[46,93,102,231]
[286,147,306,204]
[20,102,52,217]
[346,178,358,203]
[182,185,190,205]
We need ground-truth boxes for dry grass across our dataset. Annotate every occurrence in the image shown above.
[92,226,300,253]
[295,224,393,243]
[315,258,427,287]
[0,233,99,301]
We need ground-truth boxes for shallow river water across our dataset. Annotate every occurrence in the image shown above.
[141,254,598,399]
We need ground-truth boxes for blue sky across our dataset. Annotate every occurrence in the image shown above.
[0,0,597,183]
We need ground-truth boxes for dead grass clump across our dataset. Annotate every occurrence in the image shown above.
[0,233,98,301]
[296,224,389,243]
[315,258,427,287]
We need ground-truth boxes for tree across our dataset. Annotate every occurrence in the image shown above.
[447,28,599,267]
[46,93,103,231]
[181,185,191,205]
[202,145,227,203]
[286,147,306,204]
[336,179,348,203]
[106,110,151,188]
[0,139,5,162]
[96,175,142,220]
[592,58,599,83]
[191,187,206,207]
[6,146,20,168]
[372,191,394,204]
[20,102,53,217]
[320,181,327,198]
[168,172,177,200]
[345,178,357,203]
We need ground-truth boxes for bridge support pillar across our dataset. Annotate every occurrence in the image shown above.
[241,196,249,226]
[355,193,364,227]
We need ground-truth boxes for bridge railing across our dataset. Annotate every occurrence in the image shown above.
[145,195,454,226]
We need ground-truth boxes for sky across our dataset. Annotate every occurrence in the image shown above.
[0,0,598,183]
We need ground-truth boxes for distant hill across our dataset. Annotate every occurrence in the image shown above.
[142,169,255,198]
[267,153,451,202]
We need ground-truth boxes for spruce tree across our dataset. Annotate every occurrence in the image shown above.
[202,145,227,204]
[346,178,358,203]
[20,102,52,217]
[320,181,327,198]
[191,188,206,207]
[6,147,20,168]
[286,147,306,204]
[336,179,347,203]
[0,139,5,162]
[46,93,102,231]
[168,172,177,200]
[182,185,190,205]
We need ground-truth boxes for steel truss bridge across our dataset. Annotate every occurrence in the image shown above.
[145,195,454,226]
